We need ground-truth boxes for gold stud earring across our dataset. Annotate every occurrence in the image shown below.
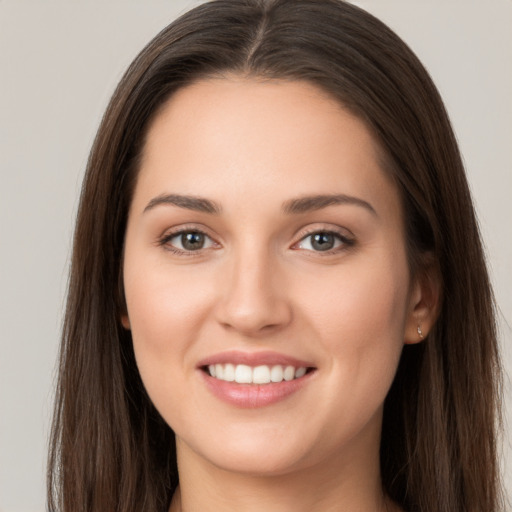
[417,325,424,340]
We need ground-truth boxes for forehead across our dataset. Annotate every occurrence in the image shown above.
[135,77,400,218]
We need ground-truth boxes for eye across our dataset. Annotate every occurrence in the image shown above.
[160,230,216,253]
[295,231,353,252]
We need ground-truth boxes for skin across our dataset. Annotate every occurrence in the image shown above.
[122,78,437,512]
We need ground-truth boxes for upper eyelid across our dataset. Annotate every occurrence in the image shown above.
[294,224,354,241]
[159,223,217,240]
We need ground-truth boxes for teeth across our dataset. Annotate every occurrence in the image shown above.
[295,366,307,378]
[224,363,235,382]
[235,364,252,383]
[270,365,283,382]
[283,365,295,381]
[253,365,271,384]
[207,364,308,384]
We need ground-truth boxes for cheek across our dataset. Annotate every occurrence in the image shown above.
[122,254,217,396]
[302,255,408,331]
[335,271,407,343]
[123,265,220,435]
[298,254,410,390]
[309,260,410,444]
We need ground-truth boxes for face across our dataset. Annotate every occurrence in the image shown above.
[122,78,424,476]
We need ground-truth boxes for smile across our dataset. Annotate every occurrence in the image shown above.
[207,363,308,384]
[197,351,316,408]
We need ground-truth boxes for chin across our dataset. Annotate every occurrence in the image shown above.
[176,426,317,477]
[207,445,310,477]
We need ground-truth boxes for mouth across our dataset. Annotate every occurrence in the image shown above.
[201,363,315,384]
[197,351,317,408]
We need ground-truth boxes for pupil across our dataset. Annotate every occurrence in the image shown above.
[182,232,204,250]
[312,233,334,251]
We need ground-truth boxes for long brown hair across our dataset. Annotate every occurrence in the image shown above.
[47,1,503,511]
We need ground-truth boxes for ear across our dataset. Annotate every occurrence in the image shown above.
[121,314,131,330]
[404,260,441,344]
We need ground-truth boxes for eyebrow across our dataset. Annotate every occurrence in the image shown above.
[143,192,376,217]
[282,194,377,216]
[143,194,222,214]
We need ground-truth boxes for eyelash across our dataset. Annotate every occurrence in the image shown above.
[158,227,217,256]
[292,228,355,255]
[157,227,355,256]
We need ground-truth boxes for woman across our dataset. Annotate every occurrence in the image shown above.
[47,1,504,511]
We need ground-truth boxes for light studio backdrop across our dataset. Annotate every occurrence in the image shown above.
[1,1,510,511]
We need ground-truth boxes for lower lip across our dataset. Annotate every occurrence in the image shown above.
[200,370,314,408]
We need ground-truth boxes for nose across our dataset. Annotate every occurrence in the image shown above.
[214,247,292,337]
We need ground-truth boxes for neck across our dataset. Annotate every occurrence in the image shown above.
[169,421,396,512]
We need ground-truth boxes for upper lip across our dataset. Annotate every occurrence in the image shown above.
[196,350,316,369]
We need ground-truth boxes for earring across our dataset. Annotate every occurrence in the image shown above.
[417,325,424,340]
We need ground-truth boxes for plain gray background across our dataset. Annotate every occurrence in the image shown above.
[1,1,511,510]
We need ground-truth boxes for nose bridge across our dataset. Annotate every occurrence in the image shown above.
[216,238,291,335]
